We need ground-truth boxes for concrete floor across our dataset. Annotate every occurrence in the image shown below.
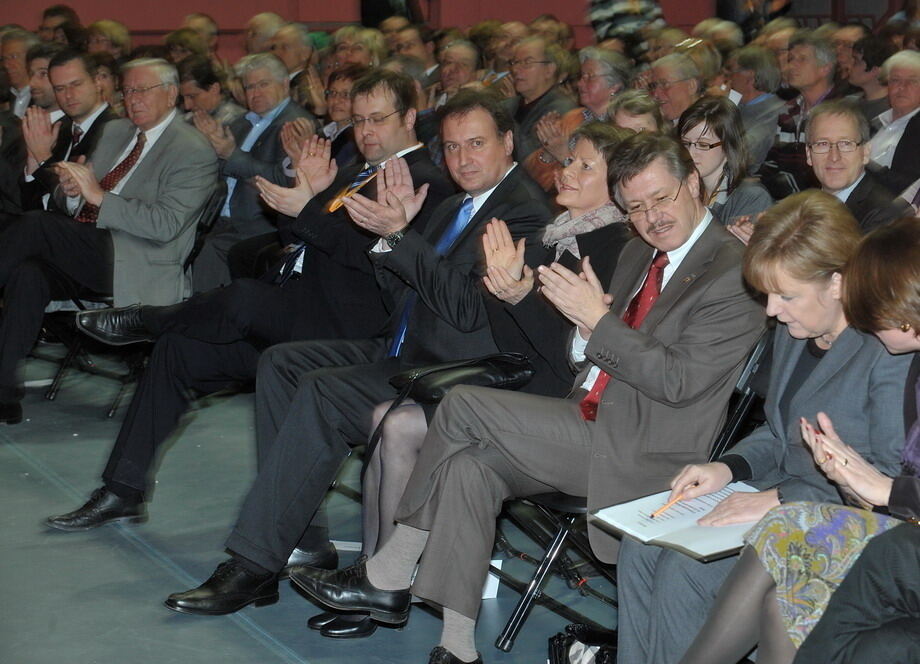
[0,352,616,664]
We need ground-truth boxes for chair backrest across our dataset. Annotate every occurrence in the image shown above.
[183,180,228,272]
[708,327,772,461]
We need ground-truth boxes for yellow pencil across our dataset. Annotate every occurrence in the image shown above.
[650,493,684,519]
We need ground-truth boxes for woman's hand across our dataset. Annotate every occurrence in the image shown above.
[535,112,567,162]
[484,264,534,305]
[669,462,732,502]
[697,489,780,527]
[482,218,525,279]
[802,413,895,507]
[726,215,755,245]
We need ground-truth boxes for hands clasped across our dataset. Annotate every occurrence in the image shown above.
[54,156,103,205]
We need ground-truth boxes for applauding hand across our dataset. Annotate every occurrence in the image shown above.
[342,157,429,237]
[297,135,339,194]
[538,256,610,337]
[255,166,316,218]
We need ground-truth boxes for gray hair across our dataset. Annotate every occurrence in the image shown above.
[789,30,836,70]
[234,53,289,83]
[579,46,632,90]
[805,98,871,144]
[881,49,920,79]
[1,28,39,49]
[710,20,743,49]
[278,22,312,48]
[248,12,285,40]
[652,53,702,95]
[121,58,179,88]
[381,54,427,82]
[441,39,480,69]
[732,45,781,93]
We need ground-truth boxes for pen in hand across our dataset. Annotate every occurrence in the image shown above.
[650,481,699,519]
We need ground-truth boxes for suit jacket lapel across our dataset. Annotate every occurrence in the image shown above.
[608,244,653,318]
[767,329,803,425]
[787,327,864,411]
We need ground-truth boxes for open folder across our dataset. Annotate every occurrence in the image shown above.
[590,482,759,562]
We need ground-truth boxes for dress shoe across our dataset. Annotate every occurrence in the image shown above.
[280,541,338,579]
[76,304,153,346]
[0,401,22,425]
[46,487,146,531]
[164,559,279,615]
[320,613,377,639]
[427,646,483,664]
[307,611,340,630]
[565,622,617,647]
[288,555,410,625]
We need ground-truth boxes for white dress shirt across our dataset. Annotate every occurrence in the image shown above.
[869,106,920,168]
[572,210,714,391]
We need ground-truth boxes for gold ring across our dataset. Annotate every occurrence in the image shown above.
[842,457,848,466]
[816,456,827,465]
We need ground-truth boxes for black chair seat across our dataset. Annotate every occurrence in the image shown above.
[529,492,588,514]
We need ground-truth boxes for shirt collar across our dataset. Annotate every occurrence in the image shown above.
[73,102,109,134]
[741,92,771,107]
[830,172,865,203]
[49,109,66,124]
[245,97,290,125]
[138,108,177,144]
[465,163,517,218]
[879,105,920,129]
[362,142,424,169]
[664,209,712,272]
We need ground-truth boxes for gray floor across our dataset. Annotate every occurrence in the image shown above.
[0,352,616,664]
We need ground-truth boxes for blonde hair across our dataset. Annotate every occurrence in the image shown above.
[88,19,132,57]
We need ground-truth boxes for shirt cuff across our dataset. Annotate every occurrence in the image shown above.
[371,237,391,253]
[570,328,589,363]
[719,454,753,482]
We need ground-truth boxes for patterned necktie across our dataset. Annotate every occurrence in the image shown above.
[387,197,476,357]
[327,164,379,212]
[71,125,83,148]
[579,251,670,421]
[75,131,146,224]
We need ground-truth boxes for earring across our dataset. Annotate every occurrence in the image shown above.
[900,322,912,332]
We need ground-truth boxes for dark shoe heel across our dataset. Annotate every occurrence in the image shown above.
[126,515,148,525]
[253,593,280,607]
[369,608,408,625]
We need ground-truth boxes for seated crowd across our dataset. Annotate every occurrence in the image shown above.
[2,4,919,663]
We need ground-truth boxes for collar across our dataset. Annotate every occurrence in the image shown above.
[878,105,920,129]
[289,69,303,80]
[138,108,177,144]
[49,109,66,123]
[664,209,712,272]
[465,163,517,218]
[829,172,865,203]
[362,142,424,169]
[425,64,438,76]
[73,102,109,134]
[741,92,772,107]
[245,97,290,124]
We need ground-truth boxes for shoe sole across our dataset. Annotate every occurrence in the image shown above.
[163,593,280,616]
[288,576,408,625]
[0,416,22,425]
[45,514,148,532]
[319,623,378,639]
[74,316,151,347]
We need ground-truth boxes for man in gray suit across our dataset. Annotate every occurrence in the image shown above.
[190,53,314,292]
[0,58,217,424]
[291,133,765,664]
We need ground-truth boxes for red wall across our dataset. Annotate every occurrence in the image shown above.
[6,0,713,62]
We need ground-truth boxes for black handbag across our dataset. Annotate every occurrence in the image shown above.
[388,352,536,404]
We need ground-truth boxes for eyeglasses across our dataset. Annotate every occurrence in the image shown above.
[577,73,607,82]
[243,79,275,92]
[351,109,400,128]
[325,89,351,99]
[681,139,723,151]
[625,180,684,223]
[122,83,165,97]
[808,139,862,154]
[647,78,690,92]
[509,58,551,69]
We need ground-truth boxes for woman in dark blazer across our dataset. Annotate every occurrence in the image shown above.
[679,216,920,664]
[615,191,912,664]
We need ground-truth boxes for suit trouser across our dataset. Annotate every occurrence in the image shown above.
[0,211,113,402]
[192,215,272,293]
[615,536,737,664]
[794,523,920,664]
[394,385,593,620]
[225,338,402,573]
[100,275,353,495]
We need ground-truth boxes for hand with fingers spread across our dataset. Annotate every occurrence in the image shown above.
[55,157,103,205]
[341,158,429,237]
[535,111,566,162]
[255,166,316,218]
[281,118,313,165]
[193,110,236,158]
[537,256,610,337]
[802,413,895,507]
[23,106,60,171]
[726,214,755,245]
[297,135,339,194]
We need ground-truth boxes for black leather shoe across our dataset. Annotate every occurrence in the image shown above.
[76,304,153,346]
[288,555,410,625]
[428,646,483,663]
[46,487,146,531]
[320,614,377,639]
[0,401,22,425]
[307,611,340,630]
[164,559,279,615]
[280,541,338,579]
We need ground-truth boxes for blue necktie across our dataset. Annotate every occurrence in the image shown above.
[387,197,475,357]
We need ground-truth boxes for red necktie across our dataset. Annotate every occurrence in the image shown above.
[579,251,670,421]
[71,125,83,148]
[75,132,146,224]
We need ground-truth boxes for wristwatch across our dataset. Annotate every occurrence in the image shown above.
[385,228,407,249]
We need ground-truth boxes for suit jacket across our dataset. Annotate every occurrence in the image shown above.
[222,101,315,238]
[505,86,577,162]
[486,221,633,398]
[890,354,920,521]
[581,220,765,562]
[886,111,920,193]
[21,104,119,211]
[85,112,219,306]
[286,146,456,340]
[371,164,553,367]
[726,326,909,503]
[845,171,912,233]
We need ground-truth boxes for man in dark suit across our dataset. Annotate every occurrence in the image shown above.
[160,89,552,619]
[290,133,764,664]
[806,99,909,232]
[20,49,118,212]
[190,52,315,291]
[0,58,217,425]
[46,71,454,537]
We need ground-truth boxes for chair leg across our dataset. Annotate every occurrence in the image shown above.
[45,338,84,401]
[495,513,577,652]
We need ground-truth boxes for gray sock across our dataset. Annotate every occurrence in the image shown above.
[440,608,478,662]
[365,523,428,591]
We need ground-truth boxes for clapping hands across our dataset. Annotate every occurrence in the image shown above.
[538,256,612,338]
[342,157,429,237]
[482,218,533,305]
